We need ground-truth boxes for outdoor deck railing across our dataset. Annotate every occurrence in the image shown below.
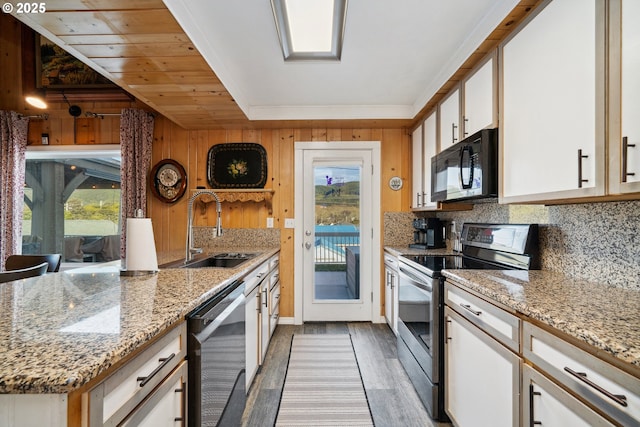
[314,231,360,264]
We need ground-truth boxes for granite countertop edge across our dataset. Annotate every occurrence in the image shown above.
[385,246,640,375]
[0,246,279,394]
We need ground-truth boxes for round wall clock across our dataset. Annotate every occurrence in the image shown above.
[150,159,187,203]
[389,176,403,191]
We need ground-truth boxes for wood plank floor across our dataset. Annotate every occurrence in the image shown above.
[241,322,452,427]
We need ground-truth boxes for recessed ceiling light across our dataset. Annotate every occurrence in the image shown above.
[271,0,348,61]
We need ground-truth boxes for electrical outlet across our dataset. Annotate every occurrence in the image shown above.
[266,217,274,228]
[284,218,295,228]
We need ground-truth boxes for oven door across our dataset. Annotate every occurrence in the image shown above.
[397,261,439,384]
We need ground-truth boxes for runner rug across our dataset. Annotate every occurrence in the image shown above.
[275,334,374,426]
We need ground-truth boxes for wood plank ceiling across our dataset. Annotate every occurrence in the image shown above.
[15,0,540,130]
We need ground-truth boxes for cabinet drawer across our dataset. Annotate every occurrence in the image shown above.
[384,253,399,271]
[121,361,187,427]
[269,254,279,271]
[270,304,279,335]
[523,322,640,426]
[523,364,614,427]
[88,323,186,427]
[244,262,270,295]
[270,281,280,315]
[445,282,520,352]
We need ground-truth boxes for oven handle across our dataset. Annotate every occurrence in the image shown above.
[399,267,432,293]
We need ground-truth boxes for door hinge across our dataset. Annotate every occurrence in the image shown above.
[371,292,373,302]
[371,164,374,175]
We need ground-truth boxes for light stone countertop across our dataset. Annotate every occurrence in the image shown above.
[385,245,639,376]
[0,247,278,394]
[442,269,640,374]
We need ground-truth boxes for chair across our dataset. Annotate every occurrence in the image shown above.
[0,262,49,284]
[5,254,62,273]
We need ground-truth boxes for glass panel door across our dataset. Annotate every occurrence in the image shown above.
[313,163,361,300]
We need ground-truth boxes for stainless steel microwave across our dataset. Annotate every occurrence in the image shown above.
[430,128,498,202]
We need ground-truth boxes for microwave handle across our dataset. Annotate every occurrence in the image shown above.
[459,145,474,189]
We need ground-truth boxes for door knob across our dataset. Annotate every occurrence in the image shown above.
[305,242,312,249]
[305,230,312,236]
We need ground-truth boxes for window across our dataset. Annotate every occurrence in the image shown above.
[23,146,121,264]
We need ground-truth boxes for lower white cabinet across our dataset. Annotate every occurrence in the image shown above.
[444,306,520,427]
[523,364,614,427]
[87,323,187,427]
[245,252,280,390]
[445,279,639,427]
[523,321,640,426]
[121,361,187,427]
[245,282,260,390]
[383,253,398,335]
[260,276,271,363]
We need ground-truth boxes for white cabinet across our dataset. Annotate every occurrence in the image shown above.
[86,323,187,427]
[245,281,260,390]
[383,253,399,335]
[609,0,640,194]
[121,361,187,427]
[411,124,424,209]
[244,253,280,389]
[411,111,438,209]
[444,306,520,427]
[523,365,614,427]
[444,283,520,427]
[523,322,640,427]
[439,88,460,149]
[500,0,606,203]
[462,55,496,138]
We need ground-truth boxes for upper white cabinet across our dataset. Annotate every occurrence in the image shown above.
[438,88,460,149]
[500,0,606,203]
[411,111,438,209]
[411,124,424,209]
[609,0,640,194]
[462,55,496,138]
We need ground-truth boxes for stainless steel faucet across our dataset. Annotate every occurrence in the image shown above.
[186,189,223,263]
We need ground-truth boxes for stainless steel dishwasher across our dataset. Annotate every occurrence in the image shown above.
[187,279,246,427]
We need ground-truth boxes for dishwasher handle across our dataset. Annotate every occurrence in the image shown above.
[193,290,245,345]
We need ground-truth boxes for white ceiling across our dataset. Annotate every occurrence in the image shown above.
[164,0,520,122]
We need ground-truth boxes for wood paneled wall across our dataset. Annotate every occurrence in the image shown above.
[2,12,413,319]
[150,117,413,317]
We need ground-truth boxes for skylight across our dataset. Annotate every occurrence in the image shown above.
[271,0,348,61]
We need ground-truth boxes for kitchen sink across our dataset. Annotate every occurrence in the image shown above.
[175,253,256,269]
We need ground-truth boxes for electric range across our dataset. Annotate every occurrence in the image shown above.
[396,223,539,422]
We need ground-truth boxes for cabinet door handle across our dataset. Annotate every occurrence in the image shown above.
[577,149,589,188]
[564,367,628,407]
[463,116,469,137]
[452,122,458,143]
[416,192,421,207]
[622,136,636,182]
[263,289,268,307]
[136,353,175,387]
[174,380,186,426]
[529,385,542,426]
[460,303,481,316]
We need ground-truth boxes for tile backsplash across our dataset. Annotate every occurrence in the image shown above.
[386,200,640,290]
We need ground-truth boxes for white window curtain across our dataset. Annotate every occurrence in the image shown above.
[0,111,29,270]
[119,108,154,261]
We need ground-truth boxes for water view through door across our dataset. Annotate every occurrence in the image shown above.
[314,165,361,301]
[297,145,377,322]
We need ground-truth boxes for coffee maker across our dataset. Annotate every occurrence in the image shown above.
[409,217,446,249]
